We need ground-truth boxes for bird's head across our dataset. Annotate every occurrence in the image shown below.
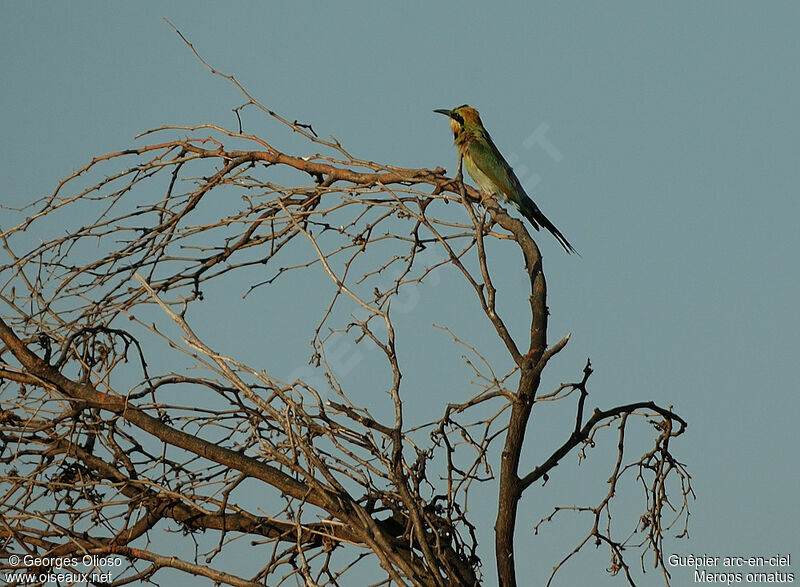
[434,105,483,138]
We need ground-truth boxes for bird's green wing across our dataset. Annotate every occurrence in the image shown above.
[467,133,528,204]
[468,131,578,254]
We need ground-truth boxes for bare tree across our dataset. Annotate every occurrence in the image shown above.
[0,27,692,586]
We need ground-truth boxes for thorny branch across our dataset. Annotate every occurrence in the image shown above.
[0,24,690,587]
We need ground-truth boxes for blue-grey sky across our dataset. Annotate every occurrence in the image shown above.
[2,2,798,585]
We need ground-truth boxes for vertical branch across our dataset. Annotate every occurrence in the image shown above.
[489,210,548,587]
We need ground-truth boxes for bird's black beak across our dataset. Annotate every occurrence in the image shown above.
[433,108,453,118]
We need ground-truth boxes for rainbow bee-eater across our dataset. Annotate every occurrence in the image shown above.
[434,105,577,254]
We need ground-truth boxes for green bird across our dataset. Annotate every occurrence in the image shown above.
[434,105,577,254]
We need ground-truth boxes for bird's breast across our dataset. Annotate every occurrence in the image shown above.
[463,153,505,200]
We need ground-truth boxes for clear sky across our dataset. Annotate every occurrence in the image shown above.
[2,2,798,585]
